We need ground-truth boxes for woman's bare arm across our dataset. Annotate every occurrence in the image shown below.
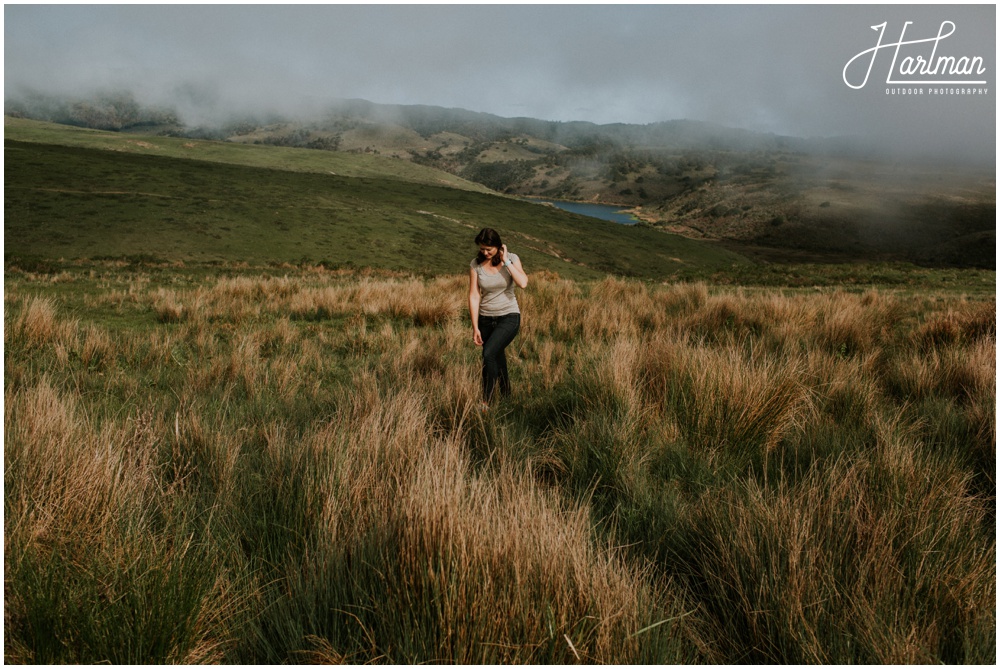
[468,266,483,345]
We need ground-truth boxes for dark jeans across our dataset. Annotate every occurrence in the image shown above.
[478,313,520,402]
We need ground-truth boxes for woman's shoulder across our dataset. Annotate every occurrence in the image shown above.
[470,258,480,270]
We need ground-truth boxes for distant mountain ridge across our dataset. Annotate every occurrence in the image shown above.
[4,90,858,154]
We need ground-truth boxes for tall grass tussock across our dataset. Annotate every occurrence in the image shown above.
[4,263,995,663]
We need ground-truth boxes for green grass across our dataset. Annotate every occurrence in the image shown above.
[3,115,493,190]
[6,116,995,293]
[5,137,749,281]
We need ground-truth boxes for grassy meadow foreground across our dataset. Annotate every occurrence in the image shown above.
[4,262,995,663]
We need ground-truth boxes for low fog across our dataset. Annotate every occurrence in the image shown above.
[5,4,995,165]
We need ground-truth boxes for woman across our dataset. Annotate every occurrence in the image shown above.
[468,228,528,407]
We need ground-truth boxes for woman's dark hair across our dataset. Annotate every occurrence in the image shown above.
[475,228,503,266]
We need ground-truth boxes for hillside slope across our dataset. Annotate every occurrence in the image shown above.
[3,116,493,194]
[4,135,748,280]
[205,101,996,269]
[8,98,995,268]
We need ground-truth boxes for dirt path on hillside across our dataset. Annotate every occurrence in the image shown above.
[416,210,588,268]
[12,187,181,199]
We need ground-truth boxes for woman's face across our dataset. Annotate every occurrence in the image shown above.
[479,244,499,260]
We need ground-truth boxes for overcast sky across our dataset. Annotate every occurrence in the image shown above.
[4,3,996,163]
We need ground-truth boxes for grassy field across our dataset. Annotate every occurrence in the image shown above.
[3,116,494,192]
[4,263,995,663]
[5,134,749,282]
[4,115,996,663]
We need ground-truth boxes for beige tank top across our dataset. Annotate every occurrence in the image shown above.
[472,253,520,316]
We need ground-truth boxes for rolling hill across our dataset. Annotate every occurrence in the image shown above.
[4,118,748,281]
[7,94,995,269]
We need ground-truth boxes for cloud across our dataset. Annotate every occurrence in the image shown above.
[4,4,995,163]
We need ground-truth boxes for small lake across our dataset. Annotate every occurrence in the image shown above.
[527,198,638,225]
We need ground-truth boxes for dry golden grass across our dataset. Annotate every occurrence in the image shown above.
[10,296,78,349]
[4,378,233,663]
[4,267,994,663]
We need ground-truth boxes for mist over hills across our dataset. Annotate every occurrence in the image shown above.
[6,90,995,269]
[5,89,860,153]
